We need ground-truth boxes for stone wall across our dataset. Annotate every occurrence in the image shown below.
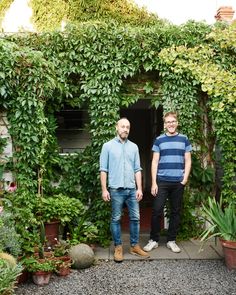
[0,112,13,185]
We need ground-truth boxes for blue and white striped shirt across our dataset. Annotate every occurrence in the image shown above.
[100,137,142,189]
[152,133,192,182]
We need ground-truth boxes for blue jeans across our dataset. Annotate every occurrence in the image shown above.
[150,181,184,242]
[109,188,140,247]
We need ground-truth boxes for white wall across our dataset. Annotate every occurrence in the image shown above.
[0,112,13,183]
[1,0,35,32]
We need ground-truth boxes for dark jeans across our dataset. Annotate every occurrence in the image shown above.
[150,181,184,242]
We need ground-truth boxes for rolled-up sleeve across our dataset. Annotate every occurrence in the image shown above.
[99,143,109,172]
[134,147,142,173]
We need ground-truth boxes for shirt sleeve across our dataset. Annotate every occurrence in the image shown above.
[99,143,109,172]
[185,137,192,152]
[134,146,142,173]
[152,138,160,153]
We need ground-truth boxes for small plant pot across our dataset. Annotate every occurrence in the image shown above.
[34,251,54,259]
[17,257,30,284]
[32,271,52,285]
[57,266,71,277]
[17,268,30,284]
[55,256,72,276]
[59,255,71,262]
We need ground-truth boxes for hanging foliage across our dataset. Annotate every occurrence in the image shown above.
[0,18,235,249]
[30,0,160,31]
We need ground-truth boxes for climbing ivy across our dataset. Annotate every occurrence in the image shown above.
[30,0,160,31]
[158,33,236,202]
[0,17,235,249]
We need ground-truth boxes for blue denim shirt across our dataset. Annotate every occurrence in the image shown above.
[99,137,142,189]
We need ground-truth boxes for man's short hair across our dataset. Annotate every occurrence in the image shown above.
[163,111,178,122]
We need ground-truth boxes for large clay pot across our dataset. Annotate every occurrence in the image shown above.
[220,239,236,271]
[44,220,60,246]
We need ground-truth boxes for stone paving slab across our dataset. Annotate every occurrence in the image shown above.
[94,233,224,261]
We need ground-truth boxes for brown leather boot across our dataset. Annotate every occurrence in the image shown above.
[114,245,123,262]
[130,244,150,258]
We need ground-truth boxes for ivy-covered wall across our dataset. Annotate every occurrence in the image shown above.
[0,18,235,249]
[30,0,160,31]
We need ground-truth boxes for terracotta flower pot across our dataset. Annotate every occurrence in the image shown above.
[57,266,71,277]
[44,220,60,247]
[17,269,30,284]
[55,255,72,276]
[59,255,71,262]
[17,257,30,284]
[220,239,236,271]
[32,271,52,285]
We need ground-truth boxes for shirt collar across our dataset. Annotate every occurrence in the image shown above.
[115,136,128,143]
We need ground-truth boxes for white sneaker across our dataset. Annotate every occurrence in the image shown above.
[167,241,181,253]
[143,240,158,252]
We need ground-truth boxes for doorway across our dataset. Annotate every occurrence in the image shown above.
[120,99,163,231]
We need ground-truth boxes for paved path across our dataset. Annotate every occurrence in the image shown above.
[94,233,223,261]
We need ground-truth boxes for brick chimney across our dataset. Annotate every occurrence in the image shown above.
[215,6,235,22]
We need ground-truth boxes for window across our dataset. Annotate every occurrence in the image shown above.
[55,107,90,153]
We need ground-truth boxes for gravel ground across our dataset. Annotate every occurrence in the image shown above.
[15,260,236,295]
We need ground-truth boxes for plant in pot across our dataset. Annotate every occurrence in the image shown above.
[38,194,85,246]
[54,257,72,277]
[52,239,72,276]
[200,197,236,270]
[53,239,70,258]
[22,256,55,286]
[69,220,98,249]
[68,207,99,248]
[21,222,56,286]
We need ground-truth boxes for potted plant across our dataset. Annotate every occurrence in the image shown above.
[200,197,236,270]
[52,239,72,276]
[22,256,55,286]
[68,207,99,248]
[39,194,85,224]
[69,220,98,249]
[55,257,72,277]
[37,194,85,246]
[53,239,70,258]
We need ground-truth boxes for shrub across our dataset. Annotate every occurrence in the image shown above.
[37,193,85,224]
[0,257,22,295]
[0,210,22,257]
